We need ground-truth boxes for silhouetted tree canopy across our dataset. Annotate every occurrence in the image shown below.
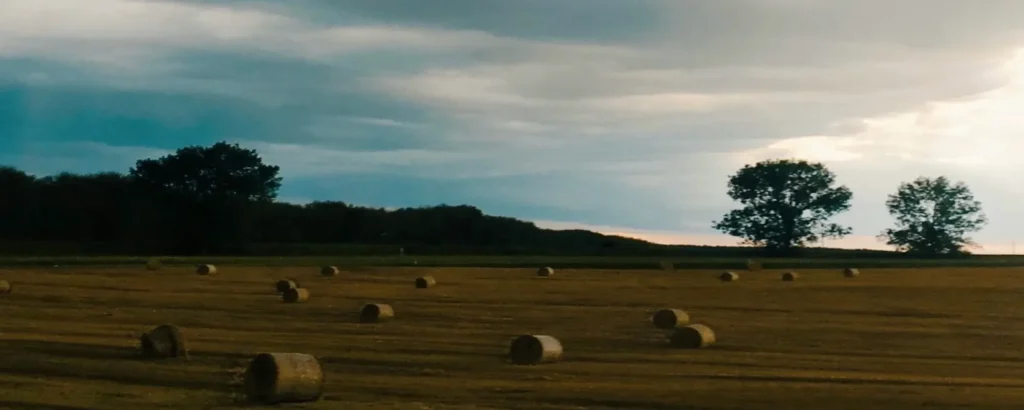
[0,142,901,258]
[130,142,282,202]
[0,166,36,239]
[881,176,986,255]
[713,159,853,255]
[125,142,282,254]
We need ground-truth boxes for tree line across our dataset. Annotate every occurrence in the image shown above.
[713,159,987,256]
[0,142,987,257]
[0,142,697,257]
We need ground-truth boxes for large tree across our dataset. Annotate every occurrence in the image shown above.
[880,176,986,255]
[713,159,853,253]
[129,141,281,202]
[129,142,282,253]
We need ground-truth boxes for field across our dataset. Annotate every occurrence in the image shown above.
[7,254,1024,269]
[3,264,1024,409]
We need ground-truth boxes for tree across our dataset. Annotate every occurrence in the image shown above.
[0,166,36,239]
[713,159,853,254]
[34,172,133,243]
[128,142,282,254]
[129,141,282,202]
[880,176,986,255]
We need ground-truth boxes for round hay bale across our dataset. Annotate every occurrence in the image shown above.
[243,352,324,404]
[414,276,436,288]
[719,271,739,282]
[359,303,394,323]
[781,271,798,281]
[145,258,162,271]
[669,324,716,349]
[320,266,339,277]
[196,264,216,275]
[509,335,563,365]
[652,308,690,329]
[275,279,300,293]
[0,280,11,295]
[844,268,860,277]
[537,267,554,277]
[282,288,310,303]
[140,324,188,359]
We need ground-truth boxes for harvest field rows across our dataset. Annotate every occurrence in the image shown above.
[6,254,1024,269]
[3,265,1024,409]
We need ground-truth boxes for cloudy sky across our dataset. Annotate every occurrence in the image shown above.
[2,0,1024,253]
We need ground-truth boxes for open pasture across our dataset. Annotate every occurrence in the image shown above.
[2,265,1024,409]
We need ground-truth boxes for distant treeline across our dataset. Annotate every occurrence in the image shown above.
[0,165,893,258]
[0,142,919,258]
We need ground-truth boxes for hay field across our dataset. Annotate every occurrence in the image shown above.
[2,265,1024,409]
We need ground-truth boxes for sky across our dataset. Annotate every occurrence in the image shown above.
[2,0,1024,254]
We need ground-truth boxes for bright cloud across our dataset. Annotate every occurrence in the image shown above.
[737,48,1024,169]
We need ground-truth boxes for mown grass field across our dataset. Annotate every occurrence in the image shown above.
[3,264,1024,409]
[5,254,1024,269]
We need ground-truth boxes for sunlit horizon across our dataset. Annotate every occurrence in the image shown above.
[533,220,1019,256]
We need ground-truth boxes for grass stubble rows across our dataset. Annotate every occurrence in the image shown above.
[2,264,1024,409]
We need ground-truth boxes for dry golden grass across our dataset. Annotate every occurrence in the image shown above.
[2,265,1024,409]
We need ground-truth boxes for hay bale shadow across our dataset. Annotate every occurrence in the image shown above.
[6,340,139,361]
[0,400,93,410]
